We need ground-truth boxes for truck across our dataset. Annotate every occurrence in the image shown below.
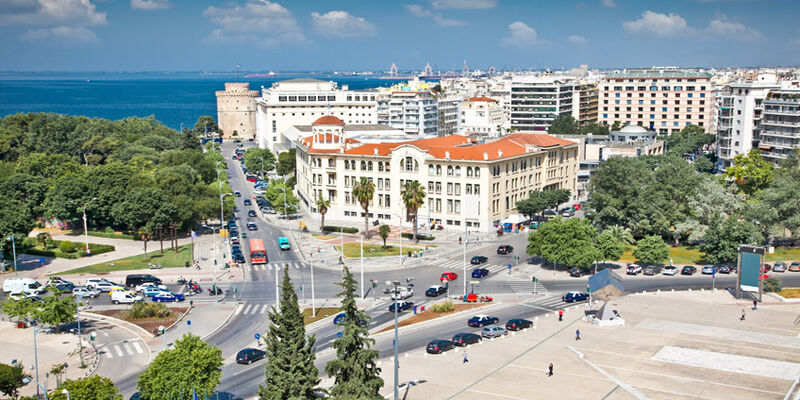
[3,278,46,294]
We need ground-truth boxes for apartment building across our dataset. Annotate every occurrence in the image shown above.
[716,74,779,169]
[510,76,575,132]
[376,91,438,136]
[295,116,578,232]
[599,68,714,134]
[461,96,506,136]
[253,78,377,152]
[575,84,599,126]
[437,94,462,136]
[759,89,800,163]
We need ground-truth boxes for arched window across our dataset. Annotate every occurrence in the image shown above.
[455,166,461,177]
[368,161,373,171]
[378,162,384,172]
[344,160,350,169]
[466,166,473,177]
[475,167,480,177]
[385,162,390,172]
[428,165,435,175]
[447,166,454,176]
[361,161,366,171]
[436,165,441,176]
[404,157,418,172]
[328,158,334,168]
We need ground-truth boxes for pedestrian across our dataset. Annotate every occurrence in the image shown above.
[547,363,554,377]
[753,299,758,310]
[575,329,581,341]
[463,350,469,363]
[459,236,462,245]
[740,309,746,321]
[558,309,564,322]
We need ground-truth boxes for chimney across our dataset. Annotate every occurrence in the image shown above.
[374,148,378,156]
[498,150,503,158]
[483,152,489,161]
[445,151,450,159]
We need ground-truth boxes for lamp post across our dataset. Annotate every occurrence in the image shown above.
[7,235,18,278]
[80,198,97,256]
[215,192,233,300]
[462,238,467,298]
[76,294,85,368]
[360,236,364,299]
[62,389,70,400]
[33,326,48,400]
[386,280,401,400]
[277,186,288,221]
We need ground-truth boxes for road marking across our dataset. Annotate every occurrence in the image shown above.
[104,349,113,359]
[123,343,134,355]
[260,304,268,314]
[234,303,244,315]
[465,390,530,400]
[132,341,144,354]
[114,345,124,357]
[242,304,252,314]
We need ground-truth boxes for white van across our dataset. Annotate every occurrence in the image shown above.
[3,278,46,294]
[111,291,143,304]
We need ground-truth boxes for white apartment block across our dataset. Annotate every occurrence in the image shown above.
[295,116,579,233]
[510,76,575,132]
[760,89,800,163]
[437,94,462,136]
[376,91,438,136]
[716,74,779,169]
[461,96,506,136]
[599,68,714,134]
[254,78,377,152]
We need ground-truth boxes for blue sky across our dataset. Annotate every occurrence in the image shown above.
[1,0,799,71]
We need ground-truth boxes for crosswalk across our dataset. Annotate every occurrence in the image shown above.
[234,302,272,315]
[436,259,516,275]
[503,280,549,296]
[100,340,146,359]
[251,261,308,271]
[523,294,569,310]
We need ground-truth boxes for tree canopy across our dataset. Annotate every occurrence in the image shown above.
[547,115,579,135]
[136,333,223,400]
[49,376,122,400]
[527,217,601,269]
[632,235,670,265]
[724,149,774,196]
[664,124,715,156]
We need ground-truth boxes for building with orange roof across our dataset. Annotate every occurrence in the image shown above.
[295,122,579,232]
[462,96,506,136]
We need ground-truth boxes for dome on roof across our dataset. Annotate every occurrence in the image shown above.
[619,125,648,134]
[312,115,345,126]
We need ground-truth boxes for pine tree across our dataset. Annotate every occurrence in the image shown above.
[259,267,319,400]
[325,265,383,399]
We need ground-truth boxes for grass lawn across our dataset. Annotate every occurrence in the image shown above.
[619,245,704,265]
[58,244,193,275]
[303,307,341,325]
[312,234,337,240]
[337,242,434,258]
[777,288,800,298]
[766,247,800,262]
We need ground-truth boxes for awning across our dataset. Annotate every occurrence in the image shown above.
[501,214,527,225]
[758,145,772,151]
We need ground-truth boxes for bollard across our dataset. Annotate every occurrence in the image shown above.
[701,288,704,292]
[657,289,661,293]
[671,289,675,292]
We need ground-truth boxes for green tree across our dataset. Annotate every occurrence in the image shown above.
[547,115,578,135]
[277,148,296,177]
[111,187,177,254]
[244,148,276,177]
[33,294,77,328]
[700,213,762,264]
[665,124,715,156]
[325,266,382,399]
[724,149,774,195]
[259,268,319,400]
[610,121,623,131]
[0,362,29,398]
[1,298,35,323]
[378,224,391,248]
[0,173,48,218]
[316,197,331,231]
[0,198,34,259]
[264,178,299,217]
[36,232,52,250]
[194,116,219,135]
[180,129,201,152]
[544,188,571,211]
[49,376,122,400]
[759,164,800,243]
[352,177,375,239]
[578,122,610,135]
[527,218,601,270]
[632,235,670,265]
[400,181,426,243]
[605,225,634,245]
[693,155,714,173]
[594,231,624,268]
[136,333,223,400]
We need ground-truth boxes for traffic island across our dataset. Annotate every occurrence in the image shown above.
[375,302,489,334]
[93,305,187,335]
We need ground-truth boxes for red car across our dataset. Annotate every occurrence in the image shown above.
[441,272,458,282]
[246,175,258,182]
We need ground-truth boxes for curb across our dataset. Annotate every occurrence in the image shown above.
[201,303,240,341]
[81,312,154,366]
[164,306,192,333]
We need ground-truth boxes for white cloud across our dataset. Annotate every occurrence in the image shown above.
[0,0,107,27]
[622,10,691,37]
[567,34,588,45]
[705,15,763,39]
[404,3,466,26]
[502,21,543,46]
[22,25,99,43]
[311,10,376,38]
[431,0,496,9]
[601,0,617,7]
[203,1,306,46]
[131,0,171,11]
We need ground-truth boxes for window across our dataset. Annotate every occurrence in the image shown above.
[328,158,334,168]
[368,161,373,171]
[344,160,350,170]
[447,182,453,195]
[447,166,454,176]
[466,166,473,177]
[361,161,366,170]
[403,157,418,172]
[475,168,480,177]
[436,165,441,176]
[455,166,461,177]
[429,165,435,175]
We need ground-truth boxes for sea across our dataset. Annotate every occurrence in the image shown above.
[0,71,407,130]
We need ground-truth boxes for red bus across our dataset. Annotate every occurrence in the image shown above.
[249,239,268,264]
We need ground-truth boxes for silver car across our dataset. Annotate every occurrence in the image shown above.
[72,286,100,298]
[481,325,507,338]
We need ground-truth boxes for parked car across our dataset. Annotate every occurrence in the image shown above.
[471,268,489,278]
[92,281,124,292]
[72,287,100,298]
[468,315,499,327]
[505,318,533,331]
[261,206,276,214]
[142,287,169,297]
[243,199,252,206]
[701,265,716,275]
[152,293,185,302]
[230,236,240,245]
[562,292,589,303]
[789,262,800,272]
[236,348,266,365]
[46,277,71,287]
[681,266,697,275]
[440,272,458,282]
[481,325,507,338]
[247,222,258,231]
[390,287,413,300]
[773,262,787,273]
[246,175,258,182]
[643,265,661,275]
[135,282,168,292]
[426,339,455,354]
[569,267,582,277]
[762,264,772,272]
[497,245,513,255]
[232,253,246,263]
[248,210,257,217]
[388,301,414,312]
[111,291,142,304]
[452,333,482,346]
[470,256,488,265]
[626,264,643,275]
[717,265,733,274]
[663,266,678,276]
[125,274,162,288]
[425,285,446,297]
[53,283,75,292]
[4,278,46,294]
[85,278,111,290]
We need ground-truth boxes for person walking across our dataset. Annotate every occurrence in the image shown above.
[558,309,564,322]
[753,299,758,310]
[463,349,469,364]
[740,309,746,321]
[547,363,554,377]
[575,329,581,340]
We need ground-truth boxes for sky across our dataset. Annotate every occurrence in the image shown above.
[1,0,799,72]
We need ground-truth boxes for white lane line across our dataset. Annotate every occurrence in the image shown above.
[104,349,113,359]
[466,390,531,400]
[132,342,144,354]
[260,304,268,313]
[234,303,244,315]
[123,343,134,356]
[114,345,124,357]
[242,304,253,314]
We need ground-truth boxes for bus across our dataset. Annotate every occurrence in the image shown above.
[249,239,268,264]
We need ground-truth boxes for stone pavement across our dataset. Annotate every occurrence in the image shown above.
[373,290,800,400]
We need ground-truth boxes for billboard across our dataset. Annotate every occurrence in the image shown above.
[737,245,764,299]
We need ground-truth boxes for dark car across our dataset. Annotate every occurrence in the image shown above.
[681,266,697,275]
[232,253,245,263]
[426,339,455,354]
[425,285,446,297]
[471,268,489,278]
[388,301,414,312]
[497,245,513,255]
[643,265,661,275]
[231,244,241,253]
[562,292,589,303]
[452,333,482,346]
[717,265,732,274]
[236,348,266,364]
[248,210,257,217]
[468,315,499,327]
[470,256,488,265]
[247,222,258,231]
[243,199,252,206]
[569,267,582,277]
[54,283,75,292]
[505,318,533,331]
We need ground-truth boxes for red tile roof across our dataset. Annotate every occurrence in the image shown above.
[312,115,345,125]
[302,133,359,149]
[467,96,498,102]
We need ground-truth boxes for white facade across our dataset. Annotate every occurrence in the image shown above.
[461,97,506,136]
[254,78,377,152]
[437,94,462,136]
[376,91,438,136]
[510,76,575,132]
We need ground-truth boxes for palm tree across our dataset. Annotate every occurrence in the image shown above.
[315,197,331,232]
[352,177,375,238]
[378,224,391,248]
[401,181,427,243]
[606,225,635,245]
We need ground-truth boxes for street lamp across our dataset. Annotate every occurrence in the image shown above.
[215,192,234,301]
[385,280,401,400]
[75,294,85,368]
[6,235,18,278]
[62,389,70,400]
[33,326,48,400]
[277,186,288,221]
[73,198,97,256]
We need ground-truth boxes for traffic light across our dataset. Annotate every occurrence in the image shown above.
[372,280,378,288]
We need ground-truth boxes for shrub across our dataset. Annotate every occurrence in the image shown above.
[24,248,56,258]
[127,302,172,320]
[322,226,359,234]
[21,237,37,249]
[104,226,115,234]
[58,241,76,254]
[82,243,115,256]
[401,233,435,241]
[763,277,782,293]
[431,301,454,313]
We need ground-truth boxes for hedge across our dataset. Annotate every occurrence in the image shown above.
[23,241,115,259]
[322,226,359,234]
[401,232,435,241]
[85,230,136,240]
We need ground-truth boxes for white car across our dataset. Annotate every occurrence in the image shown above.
[8,291,39,301]
[72,287,100,298]
[46,277,71,287]
[390,287,413,300]
[85,278,110,289]
[663,266,678,276]
[253,188,266,195]
[111,291,142,304]
[135,282,168,292]
[626,264,643,275]
[92,281,124,292]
